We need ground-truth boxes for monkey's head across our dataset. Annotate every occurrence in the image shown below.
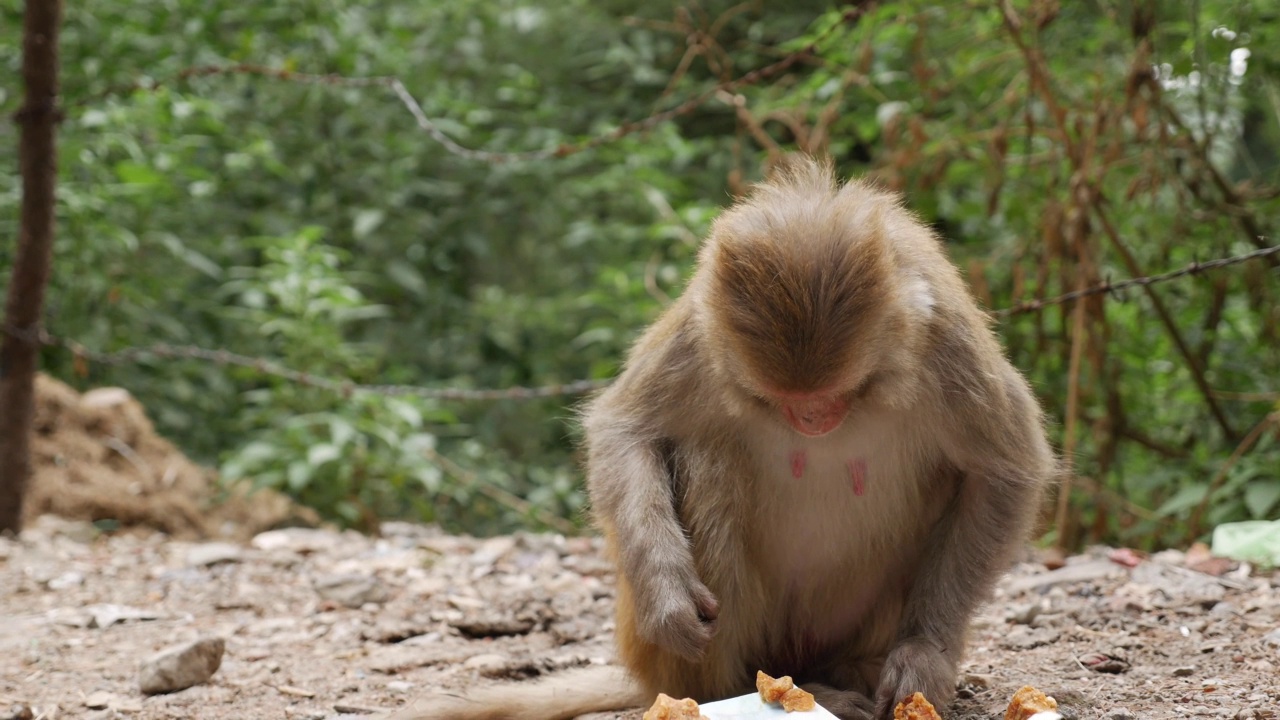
[697,158,927,437]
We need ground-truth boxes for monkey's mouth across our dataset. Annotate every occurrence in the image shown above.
[781,396,848,437]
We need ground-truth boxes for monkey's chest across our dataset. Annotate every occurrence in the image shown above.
[746,416,939,632]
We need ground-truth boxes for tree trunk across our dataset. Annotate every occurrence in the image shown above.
[0,0,64,534]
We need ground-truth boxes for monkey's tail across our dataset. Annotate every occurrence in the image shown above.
[373,664,646,720]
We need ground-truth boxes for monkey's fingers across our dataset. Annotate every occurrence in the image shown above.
[872,640,954,720]
[693,585,720,623]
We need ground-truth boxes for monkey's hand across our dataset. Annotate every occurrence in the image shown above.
[872,637,954,720]
[635,566,719,661]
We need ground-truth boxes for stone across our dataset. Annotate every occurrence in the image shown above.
[1007,558,1125,593]
[186,542,243,567]
[386,681,414,693]
[463,653,507,672]
[84,692,114,710]
[87,604,161,629]
[313,574,389,608]
[139,636,225,695]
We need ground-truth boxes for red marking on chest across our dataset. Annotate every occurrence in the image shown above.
[789,450,808,479]
[847,458,867,496]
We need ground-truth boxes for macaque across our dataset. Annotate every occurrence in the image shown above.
[382,156,1056,720]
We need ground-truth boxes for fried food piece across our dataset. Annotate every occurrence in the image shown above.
[892,692,942,720]
[756,670,795,703]
[779,687,816,712]
[1003,685,1059,720]
[643,693,706,720]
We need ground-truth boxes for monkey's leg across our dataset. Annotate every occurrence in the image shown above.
[614,573,753,702]
[801,660,879,720]
[870,471,1039,712]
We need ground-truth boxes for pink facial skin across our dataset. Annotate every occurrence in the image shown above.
[778,391,850,437]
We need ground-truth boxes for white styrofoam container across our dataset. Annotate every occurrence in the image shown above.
[698,692,839,719]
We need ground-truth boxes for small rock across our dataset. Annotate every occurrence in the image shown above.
[1080,652,1129,674]
[1007,602,1043,625]
[252,528,340,554]
[463,653,508,672]
[88,604,161,628]
[139,636,225,695]
[3,704,33,720]
[84,691,114,710]
[113,697,143,713]
[1105,710,1135,720]
[81,387,133,408]
[386,680,414,693]
[1209,601,1237,616]
[1007,558,1124,593]
[186,542,243,567]
[313,574,389,608]
[1172,666,1196,677]
[48,571,85,590]
[1263,628,1280,648]
[276,685,316,698]
[999,626,1059,650]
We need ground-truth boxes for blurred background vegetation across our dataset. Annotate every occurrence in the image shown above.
[1,0,1276,548]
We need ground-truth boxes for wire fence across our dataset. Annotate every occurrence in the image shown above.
[8,243,1275,403]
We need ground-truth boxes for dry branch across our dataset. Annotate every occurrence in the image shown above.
[0,0,63,534]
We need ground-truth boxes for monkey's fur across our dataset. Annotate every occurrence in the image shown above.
[383,156,1056,720]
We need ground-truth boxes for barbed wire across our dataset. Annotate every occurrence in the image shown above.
[74,8,861,164]
[990,244,1279,317]
[6,244,1274,402]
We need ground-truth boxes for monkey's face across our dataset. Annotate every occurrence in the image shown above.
[702,234,895,437]
[772,388,851,437]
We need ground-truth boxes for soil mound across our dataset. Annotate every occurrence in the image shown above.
[24,373,316,539]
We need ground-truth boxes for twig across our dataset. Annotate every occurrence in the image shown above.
[73,8,861,165]
[1187,412,1278,541]
[1054,275,1089,551]
[102,437,155,481]
[7,245,1275,404]
[1091,200,1238,442]
[422,447,578,535]
[32,334,609,401]
[991,244,1279,317]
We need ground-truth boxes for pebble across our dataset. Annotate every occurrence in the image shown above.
[138,636,226,695]
[463,653,507,672]
[386,680,414,693]
[84,691,114,709]
[47,571,85,590]
[186,542,243,567]
[1173,666,1197,677]
[1105,710,1135,720]
[313,574,389,608]
[1263,628,1280,648]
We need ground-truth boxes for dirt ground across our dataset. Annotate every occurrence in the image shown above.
[1,376,1277,720]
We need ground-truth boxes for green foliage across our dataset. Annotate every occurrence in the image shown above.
[1,0,1276,544]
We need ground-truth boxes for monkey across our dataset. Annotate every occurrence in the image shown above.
[380,155,1056,720]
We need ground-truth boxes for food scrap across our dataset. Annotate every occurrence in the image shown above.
[1003,685,1060,720]
[756,671,815,712]
[756,670,794,703]
[779,687,816,712]
[892,692,942,720]
[643,693,707,720]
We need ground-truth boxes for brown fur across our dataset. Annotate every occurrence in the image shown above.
[382,156,1056,720]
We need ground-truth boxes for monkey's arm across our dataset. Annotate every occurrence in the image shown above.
[875,359,1055,715]
[584,409,719,661]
